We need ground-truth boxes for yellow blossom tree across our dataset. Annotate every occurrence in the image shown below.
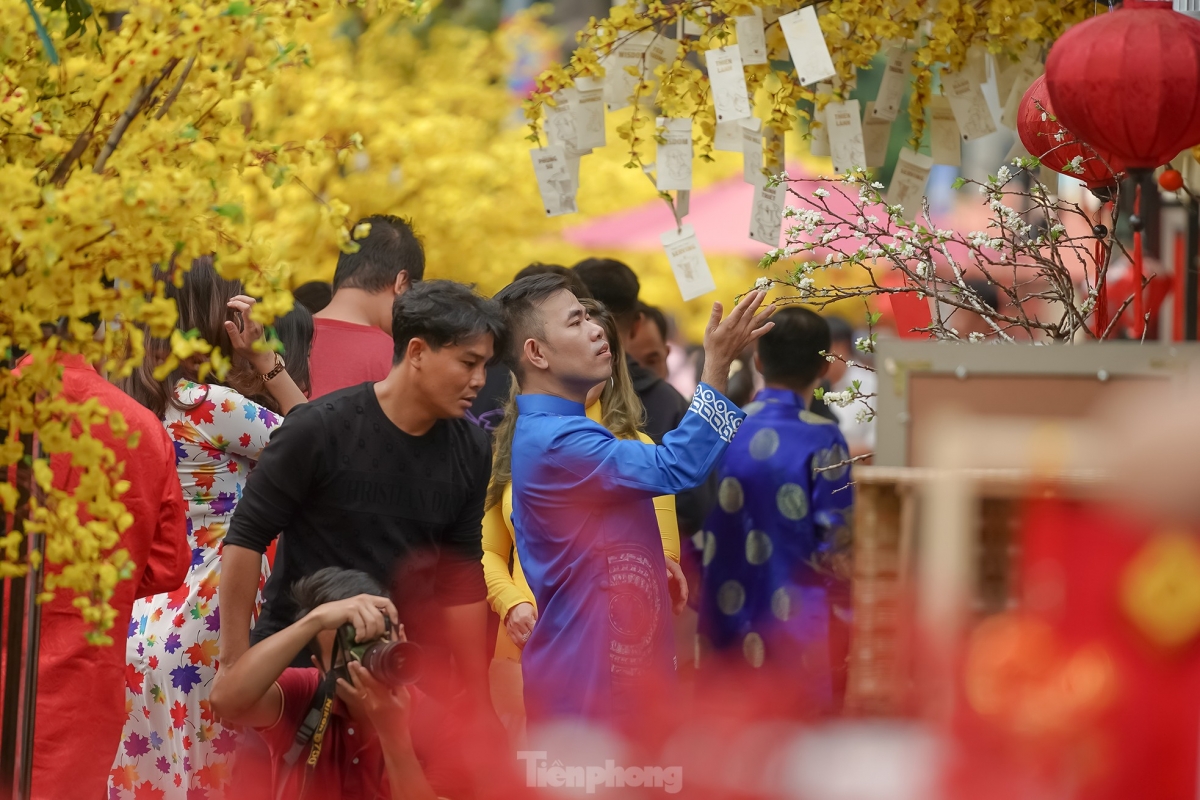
[0,0,426,642]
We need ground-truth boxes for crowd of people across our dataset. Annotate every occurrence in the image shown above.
[32,214,866,800]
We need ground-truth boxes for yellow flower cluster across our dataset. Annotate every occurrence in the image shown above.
[531,0,1091,159]
[0,0,426,643]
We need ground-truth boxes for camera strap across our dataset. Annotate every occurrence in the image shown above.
[278,636,344,800]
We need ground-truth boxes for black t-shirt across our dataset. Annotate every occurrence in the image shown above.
[225,383,492,644]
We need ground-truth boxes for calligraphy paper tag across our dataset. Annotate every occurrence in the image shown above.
[872,42,908,122]
[676,189,690,221]
[809,82,831,157]
[944,70,996,141]
[662,224,717,300]
[705,45,753,123]
[929,95,962,166]
[544,88,589,159]
[749,180,786,246]
[742,117,765,186]
[779,7,836,86]
[886,148,933,220]
[965,44,988,86]
[827,99,867,173]
[862,101,892,168]
[714,118,745,152]
[574,77,606,151]
[1000,59,1043,129]
[995,57,1019,110]
[531,145,578,217]
[602,31,661,111]
[736,8,768,66]
[656,117,693,191]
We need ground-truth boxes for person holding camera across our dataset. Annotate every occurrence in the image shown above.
[211,567,461,800]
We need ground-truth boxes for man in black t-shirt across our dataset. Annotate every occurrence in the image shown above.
[220,280,505,711]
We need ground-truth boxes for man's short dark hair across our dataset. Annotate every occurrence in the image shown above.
[638,301,668,342]
[293,281,333,314]
[572,258,640,323]
[826,315,853,348]
[391,280,505,365]
[493,273,573,378]
[757,306,831,387]
[514,263,592,299]
[292,567,387,622]
[333,215,425,293]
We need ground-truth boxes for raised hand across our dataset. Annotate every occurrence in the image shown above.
[308,593,399,643]
[700,289,776,394]
[223,294,274,374]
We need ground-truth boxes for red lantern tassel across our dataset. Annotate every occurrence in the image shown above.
[1133,183,1145,338]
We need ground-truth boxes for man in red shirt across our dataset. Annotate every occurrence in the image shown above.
[308,215,425,399]
[211,568,467,800]
[22,353,189,800]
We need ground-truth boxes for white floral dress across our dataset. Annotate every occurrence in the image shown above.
[109,381,281,800]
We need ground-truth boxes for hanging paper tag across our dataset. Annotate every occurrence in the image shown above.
[714,118,745,152]
[861,101,892,169]
[1000,59,1043,129]
[705,45,753,123]
[742,117,765,186]
[929,95,962,166]
[574,77,607,151]
[662,224,717,300]
[602,31,661,111]
[871,42,908,122]
[656,117,693,191]
[531,145,578,217]
[544,88,588,158]
[779,7,837,86]
[749,180,786,246]
[809,82,832,158]
[944,70,996,141]
[995,57,1019,110]
[683,12,705,37]
[965,44,988,86]
[735,8,768,66]
[827,99,867,174]
[676,189,690,221]
[886,148,933,220]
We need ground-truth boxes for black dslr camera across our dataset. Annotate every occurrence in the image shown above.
[334,618,422,686]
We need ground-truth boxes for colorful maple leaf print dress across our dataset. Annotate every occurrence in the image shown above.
[110,381,281,800]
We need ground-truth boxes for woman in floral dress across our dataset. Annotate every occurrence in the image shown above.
[110,259,308,800]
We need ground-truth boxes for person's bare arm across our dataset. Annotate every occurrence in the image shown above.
[212,594,398,727]
[218,544,268,667]
[440,600,491,707]
[226,294,308,414]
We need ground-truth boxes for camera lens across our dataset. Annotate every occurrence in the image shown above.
[360,641,422,685]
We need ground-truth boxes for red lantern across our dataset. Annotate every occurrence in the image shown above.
[1017,75,1125,195]
[1045,0,1200,171]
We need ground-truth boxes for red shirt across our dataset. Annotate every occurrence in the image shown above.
[24,356,189,800]
[257,668,467,800]
[308,318,394,399]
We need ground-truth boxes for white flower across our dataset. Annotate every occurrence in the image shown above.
[855,336,874,353]
[914,261,930,279]
[1065,155,1084,175]
[854,406,874,424]
[968,332,985,343]
[754,277,772,291]
[813,188,829,198]
[822,390,855,408]
[996,165,1011,184]
[871,181,884,189]
[1040,112,1048,122]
